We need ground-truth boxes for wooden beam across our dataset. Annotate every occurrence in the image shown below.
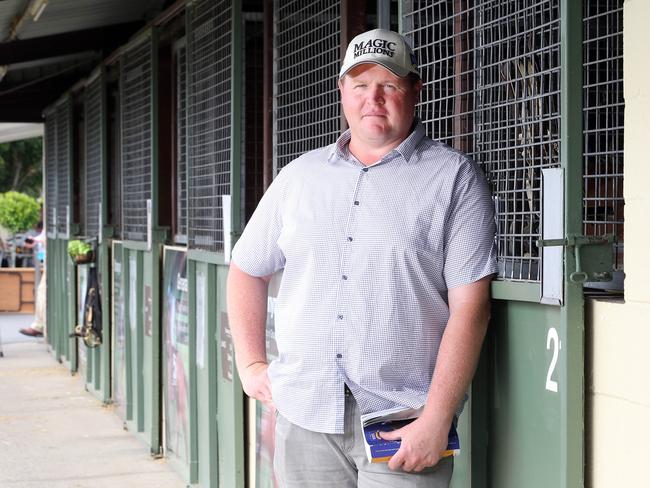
[0,22,144,65]
[0,73,84,122]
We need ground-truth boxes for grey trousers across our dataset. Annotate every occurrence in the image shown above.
[274,390,453,488]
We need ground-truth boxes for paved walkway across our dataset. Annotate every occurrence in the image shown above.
[0,314,187,488]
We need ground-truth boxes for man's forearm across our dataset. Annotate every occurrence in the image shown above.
[421,308,489,429]
[421,278,491,428]
[226,262,271,372]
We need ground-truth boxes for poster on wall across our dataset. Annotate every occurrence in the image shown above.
[162,248,191,465]
[256,272,282,488]
[112,245,127,420]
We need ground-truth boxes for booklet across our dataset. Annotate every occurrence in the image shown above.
[360,405,460,463]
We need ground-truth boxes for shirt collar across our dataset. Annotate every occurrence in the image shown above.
[328,119,426,164]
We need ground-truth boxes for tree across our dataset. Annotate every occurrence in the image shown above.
[0,191,41,234]
[0,137,43,198]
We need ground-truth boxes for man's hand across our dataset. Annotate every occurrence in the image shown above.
[380,416,450,472]
[240,361,274,408]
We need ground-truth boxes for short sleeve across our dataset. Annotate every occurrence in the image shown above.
[231,168,288,277]
[443,159,498,289]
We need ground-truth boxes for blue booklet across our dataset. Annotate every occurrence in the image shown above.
[360,406,460,463]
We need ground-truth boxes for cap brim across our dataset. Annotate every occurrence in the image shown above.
[339,60,413,79]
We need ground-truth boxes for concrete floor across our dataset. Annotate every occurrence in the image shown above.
[0,314,187,488]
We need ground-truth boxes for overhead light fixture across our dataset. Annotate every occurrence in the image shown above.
[30,0,49,22]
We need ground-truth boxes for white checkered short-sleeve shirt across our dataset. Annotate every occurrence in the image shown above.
[232,121,497,434]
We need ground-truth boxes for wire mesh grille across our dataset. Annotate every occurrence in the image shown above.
[44,112,57,236]
[583,0,624,271]
[121,36,153,242]
[56,100,71,236]
[85,75,103,238]
[274,0,341,173]
[403,0,561,282]
[176,40,188,242]
[187,0,232,251]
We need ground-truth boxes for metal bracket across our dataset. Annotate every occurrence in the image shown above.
[537,234,615,284]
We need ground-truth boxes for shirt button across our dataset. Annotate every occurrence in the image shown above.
[347,237,353,242]
[336,353,342,358]
[362,167,369,172]
[354,201,359,205]
[337,314,343,320]
[342,275,348,280]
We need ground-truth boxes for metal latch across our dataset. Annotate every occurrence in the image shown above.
[537,234,615,283]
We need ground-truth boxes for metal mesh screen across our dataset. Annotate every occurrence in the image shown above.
[404,0,561,282]
[175,40,188,243]
[583,0,624,271]
[121,36,153,242]
[56,100,71,237]
[44,111,57,237]
[85,75,103,238]
[274,0,341,173]
[187,0,232,251]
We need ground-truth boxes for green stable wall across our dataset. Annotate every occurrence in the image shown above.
[190,257,245,488]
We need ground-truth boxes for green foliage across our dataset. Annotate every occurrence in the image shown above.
[67,240,92,258]
[0,191,40,234]
[0,137,43,197]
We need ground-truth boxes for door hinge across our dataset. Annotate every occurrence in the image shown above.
[536,234,615,283]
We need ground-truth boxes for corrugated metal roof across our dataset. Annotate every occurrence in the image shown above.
[18,0,165,40]
[1,0,166,41]
[0,0,26,40]
[0,0,169,123]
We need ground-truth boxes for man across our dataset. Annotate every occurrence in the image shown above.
[228,29,496,487]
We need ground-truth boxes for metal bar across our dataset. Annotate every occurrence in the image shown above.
[151,29,160,236]
[377,0,390,30]
[187,256,199,483]
[173,37,188,243]
[262,0,273,191]
[149,240,162,453]
[231,0,243,236]
[340,0,351,132]
[559,1,584,487]
[85,72,103,237]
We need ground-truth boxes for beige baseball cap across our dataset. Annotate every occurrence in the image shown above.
[339,29,419,79]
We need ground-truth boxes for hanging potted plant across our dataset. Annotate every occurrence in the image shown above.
[67,240,94,265]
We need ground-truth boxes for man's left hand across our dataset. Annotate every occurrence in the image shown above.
[379,416,450,472]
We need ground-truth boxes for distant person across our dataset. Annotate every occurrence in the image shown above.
[20,227,46,338]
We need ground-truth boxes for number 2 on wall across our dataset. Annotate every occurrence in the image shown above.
[546,327,560,393]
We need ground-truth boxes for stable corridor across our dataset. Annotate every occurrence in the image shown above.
[0,314,185,488]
